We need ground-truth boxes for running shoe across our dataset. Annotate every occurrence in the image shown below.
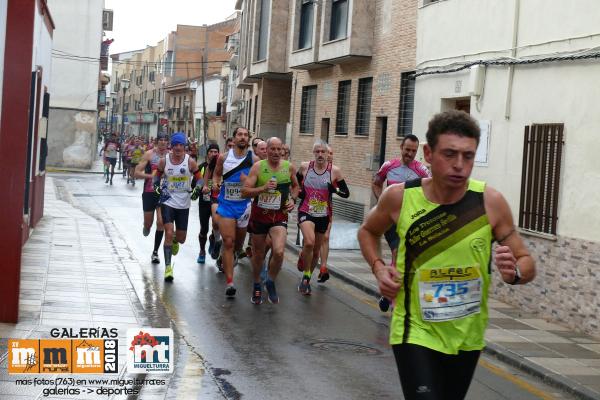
[297,255,304,272]
[197,252,206,264]
[171,240,180,256]
[208,234,215,256]
[317,266,330,283]
[378,296,390,312]
[132,179,135,187]
[298,277,311,295]
[151,251,160,264]
[236,249,247,259]
[225,285,237,298]
[109,178,113,186]
[143,227,150,237]
[265,279,279,304]
[250,284,263,305]
[105,176,109,184]
[127,178,130,184]
[211,240,222,260]
[245,245,253,259]
[164,265,174,282]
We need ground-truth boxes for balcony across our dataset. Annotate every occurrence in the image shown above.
[239,0,292,81]
[289,1,331,70]
[317,0,374,64]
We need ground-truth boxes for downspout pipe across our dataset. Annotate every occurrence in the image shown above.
[505,0,520,120]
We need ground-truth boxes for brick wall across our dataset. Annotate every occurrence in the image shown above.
[290,0,418,211]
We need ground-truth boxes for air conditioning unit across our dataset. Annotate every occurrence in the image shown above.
[102,10,114,31]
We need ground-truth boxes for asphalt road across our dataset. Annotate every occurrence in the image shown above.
[51,172,576,400]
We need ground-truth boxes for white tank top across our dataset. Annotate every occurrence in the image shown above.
[163,153,191,209]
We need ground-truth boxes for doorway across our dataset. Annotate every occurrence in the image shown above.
[374,117,388,168]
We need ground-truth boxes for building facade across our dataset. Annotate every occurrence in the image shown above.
[288,0,418,220]
[46,0,105,168]
[0,0,54,322]
[413,0,600,336]
[235,0,293,141]
[111,42,165,140]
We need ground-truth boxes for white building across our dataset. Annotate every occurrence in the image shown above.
[413,0,600,335]
[47,0,105,168]
[193,75,224,146]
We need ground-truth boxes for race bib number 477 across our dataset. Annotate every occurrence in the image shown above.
[418,265,482,322]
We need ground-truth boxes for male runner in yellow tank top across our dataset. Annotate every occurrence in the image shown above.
[358,110,536,400]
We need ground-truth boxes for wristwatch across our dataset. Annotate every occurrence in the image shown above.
[509,264,522,285]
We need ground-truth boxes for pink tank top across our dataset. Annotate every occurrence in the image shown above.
[298,161,332,218]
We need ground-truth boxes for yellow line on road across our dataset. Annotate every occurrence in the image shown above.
[479,358,556,400]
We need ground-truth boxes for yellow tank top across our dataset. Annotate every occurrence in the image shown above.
[390,179,493,355]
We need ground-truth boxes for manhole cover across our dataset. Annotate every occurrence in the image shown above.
[310,339,381,355]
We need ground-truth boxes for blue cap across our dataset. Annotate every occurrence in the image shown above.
[171,133,186,146]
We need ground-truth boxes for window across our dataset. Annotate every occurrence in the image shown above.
[300,85,317,133]
[257,0,271,61]
[216,102,222,116]
[335,80,351,135]
[298,0,314,49]
[247,99,252,128]
[164,51,174,77]
[330,0,348,41]
[518,123,564,235]
[397,71,415,137]
[355,77,372,135]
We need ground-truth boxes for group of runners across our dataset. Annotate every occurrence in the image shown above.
[122,126,347,306]
[101,110,536,399]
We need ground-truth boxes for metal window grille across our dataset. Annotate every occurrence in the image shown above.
[300,85,317,133]
[355,77,372,136]
[253,95,258,132]
[518,123,564,235]
[397,71,415,137]
[335,80,351,135]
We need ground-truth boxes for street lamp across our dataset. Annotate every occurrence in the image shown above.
[156,101,163,137]
[118,78,130,170]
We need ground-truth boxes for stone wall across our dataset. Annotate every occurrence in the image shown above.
[491,234,600,338]
[47,108,97,168]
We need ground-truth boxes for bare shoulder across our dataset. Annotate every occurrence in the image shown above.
[483,184,511,227]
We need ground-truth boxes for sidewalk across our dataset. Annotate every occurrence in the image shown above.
[285,213,600,400]
[0,177,170,399]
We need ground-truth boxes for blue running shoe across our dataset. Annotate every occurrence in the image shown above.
[265,279,279,304]
[298,277,311,296]
[197,252,206,264]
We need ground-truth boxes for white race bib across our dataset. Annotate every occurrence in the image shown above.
[224,182,243,201]
[418,265,482,322]
[257,191,282,210]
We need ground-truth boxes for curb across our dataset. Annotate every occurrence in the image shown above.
[47,167,106,174]
[285,240,600,400]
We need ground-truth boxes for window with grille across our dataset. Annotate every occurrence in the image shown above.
[335,80,351,135]
[300,85,317,133]
[355,77,372,136]
[397,71,415,137]
[298,0,314,49]
[518,123,564,235]
[330,0,348,41]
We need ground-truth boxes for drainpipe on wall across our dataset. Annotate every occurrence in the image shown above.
[288,73,298,150]
[504,0,521,120]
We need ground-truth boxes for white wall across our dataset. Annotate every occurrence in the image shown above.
[47,0,104,111]
[194,78,222,114]
[414,0,600,242]
[0,0,8,122]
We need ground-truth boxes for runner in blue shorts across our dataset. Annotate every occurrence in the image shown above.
[212,127,259,298]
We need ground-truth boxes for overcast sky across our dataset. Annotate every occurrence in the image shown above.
[104,0,238,55]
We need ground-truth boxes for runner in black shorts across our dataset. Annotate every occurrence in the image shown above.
[195,143,219,264]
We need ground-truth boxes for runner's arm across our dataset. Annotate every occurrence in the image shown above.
[358,184,404,299]
[485,186,536,285]
[330,166,350,198]
[212,154,225,191]
[241,163,267,198]
[134,151,152,179]
[287,164,300,211]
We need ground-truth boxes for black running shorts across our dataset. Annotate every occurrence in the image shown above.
[142,192,160,212]
[161,205,190,231]
[298,212,329,234]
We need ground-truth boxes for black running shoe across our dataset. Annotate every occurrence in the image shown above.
[151,251,160,264]
[225,285,236,298]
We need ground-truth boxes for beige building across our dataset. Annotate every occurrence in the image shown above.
[111,41,165,139]
[288,0,418,220]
